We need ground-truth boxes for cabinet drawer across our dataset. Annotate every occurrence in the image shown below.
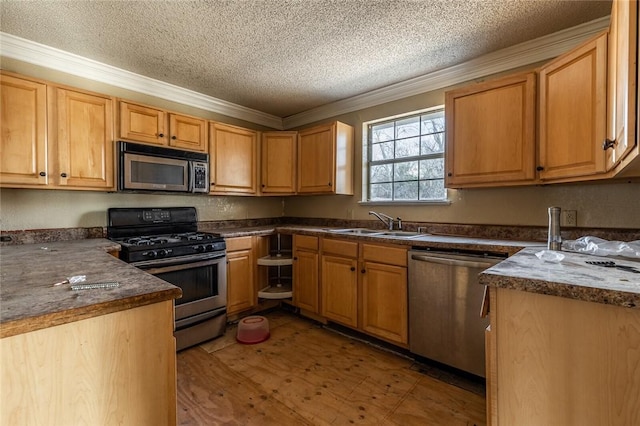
[294,234,318,251]
[322,238,358,258]
[225,236,253,252]
[361,243,407,267]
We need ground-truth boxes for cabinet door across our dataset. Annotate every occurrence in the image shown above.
[261,131,297,194]
[0,73,48,186]
[119,101,167,146]
[298,123,335,193]
[227,247,256,315]
[50,87,114,189]
[539,33,608,180]
[445,72,536,187]
[293,248,319,313]
[606,0,638,170]
[169,113,207,152]
[209,122,258,194]
[360,261,408,344]
[321,254,358,327]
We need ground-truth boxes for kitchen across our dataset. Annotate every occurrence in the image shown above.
[2,1,640,425]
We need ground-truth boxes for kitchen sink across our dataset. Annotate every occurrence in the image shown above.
[326,228,385,235]
[377,231,425,239]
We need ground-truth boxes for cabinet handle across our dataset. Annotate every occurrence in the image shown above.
[602,139,616,150]
[447,172,452,177]
[293,257,298,261]
[171,135,177,140]
[39,171,46,177]
[262,184,265,187]
[211,182,215,186]
[158,133,164,138]
[350,266,355,271]
[536,166,544,171]
[60,173,67,178]
[361,269,366,273]
[328,182,332,187]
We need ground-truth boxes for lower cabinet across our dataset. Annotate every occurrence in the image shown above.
[488,286,640,426]
[292,235,320,313]
[317,237,408,346]
[226,236,256,315]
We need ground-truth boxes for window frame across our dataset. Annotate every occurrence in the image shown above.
[361,106,449,205]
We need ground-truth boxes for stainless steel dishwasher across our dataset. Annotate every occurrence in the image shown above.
[408,249,505,378]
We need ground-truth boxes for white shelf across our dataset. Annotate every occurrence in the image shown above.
[258,283,293,300]
[257,254,293,266]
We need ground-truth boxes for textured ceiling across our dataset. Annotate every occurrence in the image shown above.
[0,0,611,118]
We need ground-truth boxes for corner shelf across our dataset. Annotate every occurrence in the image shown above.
[257,235,293,300]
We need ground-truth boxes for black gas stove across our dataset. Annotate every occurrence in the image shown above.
[107,207,225,264]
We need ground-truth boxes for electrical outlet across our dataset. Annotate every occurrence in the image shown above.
[562,210,577,227]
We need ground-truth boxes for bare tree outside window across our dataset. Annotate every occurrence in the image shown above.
[367,109,446,201]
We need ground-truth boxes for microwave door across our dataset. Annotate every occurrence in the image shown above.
[123,153,189,192]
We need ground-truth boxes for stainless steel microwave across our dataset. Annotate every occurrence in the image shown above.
[118,141,209,193]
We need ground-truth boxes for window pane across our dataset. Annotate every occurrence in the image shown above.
[394,181,418,200]
[370,183,392,201]
[370,164,392,184]
[371,122,395,142]
[395,137,420,158]
[420,133,445,154]
[419,158,444,179]
[421,114,445,134]
[371,141,394,161]
[393,160,419,181]
[419,179,446,200]
[395,116,420,139]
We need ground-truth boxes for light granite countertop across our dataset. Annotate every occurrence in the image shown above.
[479,247,640,309]
[0,239,182,338]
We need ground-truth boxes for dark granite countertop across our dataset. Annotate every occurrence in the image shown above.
[0,239,182,338]
[479,247,640,309]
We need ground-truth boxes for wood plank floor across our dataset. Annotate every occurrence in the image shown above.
[177,311,486,425]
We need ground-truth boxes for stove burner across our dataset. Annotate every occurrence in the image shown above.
[125,237,172,246]
[174,232,217,241]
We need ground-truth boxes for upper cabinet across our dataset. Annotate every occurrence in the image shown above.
[0,73,48,186]
[445,72,537,187]
[119,101,207,152]
[261,131,297,195]
[48,86,114,189]
[538,32,608,181]
[297,121,354,195]
[1,71,115,191]
[209,122,258,195]
[607,0,638,173]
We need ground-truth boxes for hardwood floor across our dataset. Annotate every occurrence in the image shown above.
[177,311,486,425]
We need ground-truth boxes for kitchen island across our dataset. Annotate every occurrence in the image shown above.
[0,239,182,426]
[479,248,640,426]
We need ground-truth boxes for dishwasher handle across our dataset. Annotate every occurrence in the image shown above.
[410,253,501,269]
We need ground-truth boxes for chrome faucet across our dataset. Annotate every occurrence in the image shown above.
[369,211,401,231]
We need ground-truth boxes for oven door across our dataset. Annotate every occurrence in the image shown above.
[140,253,227,322]
[122,152,190,192]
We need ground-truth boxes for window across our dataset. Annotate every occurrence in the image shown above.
[365,108,446,202]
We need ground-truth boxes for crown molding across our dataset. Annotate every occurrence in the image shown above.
[1,15,609,131]
[0,32,284,129]
[282,16,610,129]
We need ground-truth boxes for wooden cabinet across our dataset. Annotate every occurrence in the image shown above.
[297,121,354,195]
[209,122,258,194]
[321,239,359,327]
[119,101,207,152]
[359,243,408,345]
[1,72,115,191]
[48,86,114,189]
[293,235,319,313]
[319,237,408,345]
[539,32,608,180]
[488,286,640,426]
[261,131,297,195]
[445,72,537,187]
[226,236,256,315]
[0,301,177,425]
[0,72,48,186]
[607,0,638,172]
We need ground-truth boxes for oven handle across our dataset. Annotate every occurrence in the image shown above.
[142,257,226,275]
